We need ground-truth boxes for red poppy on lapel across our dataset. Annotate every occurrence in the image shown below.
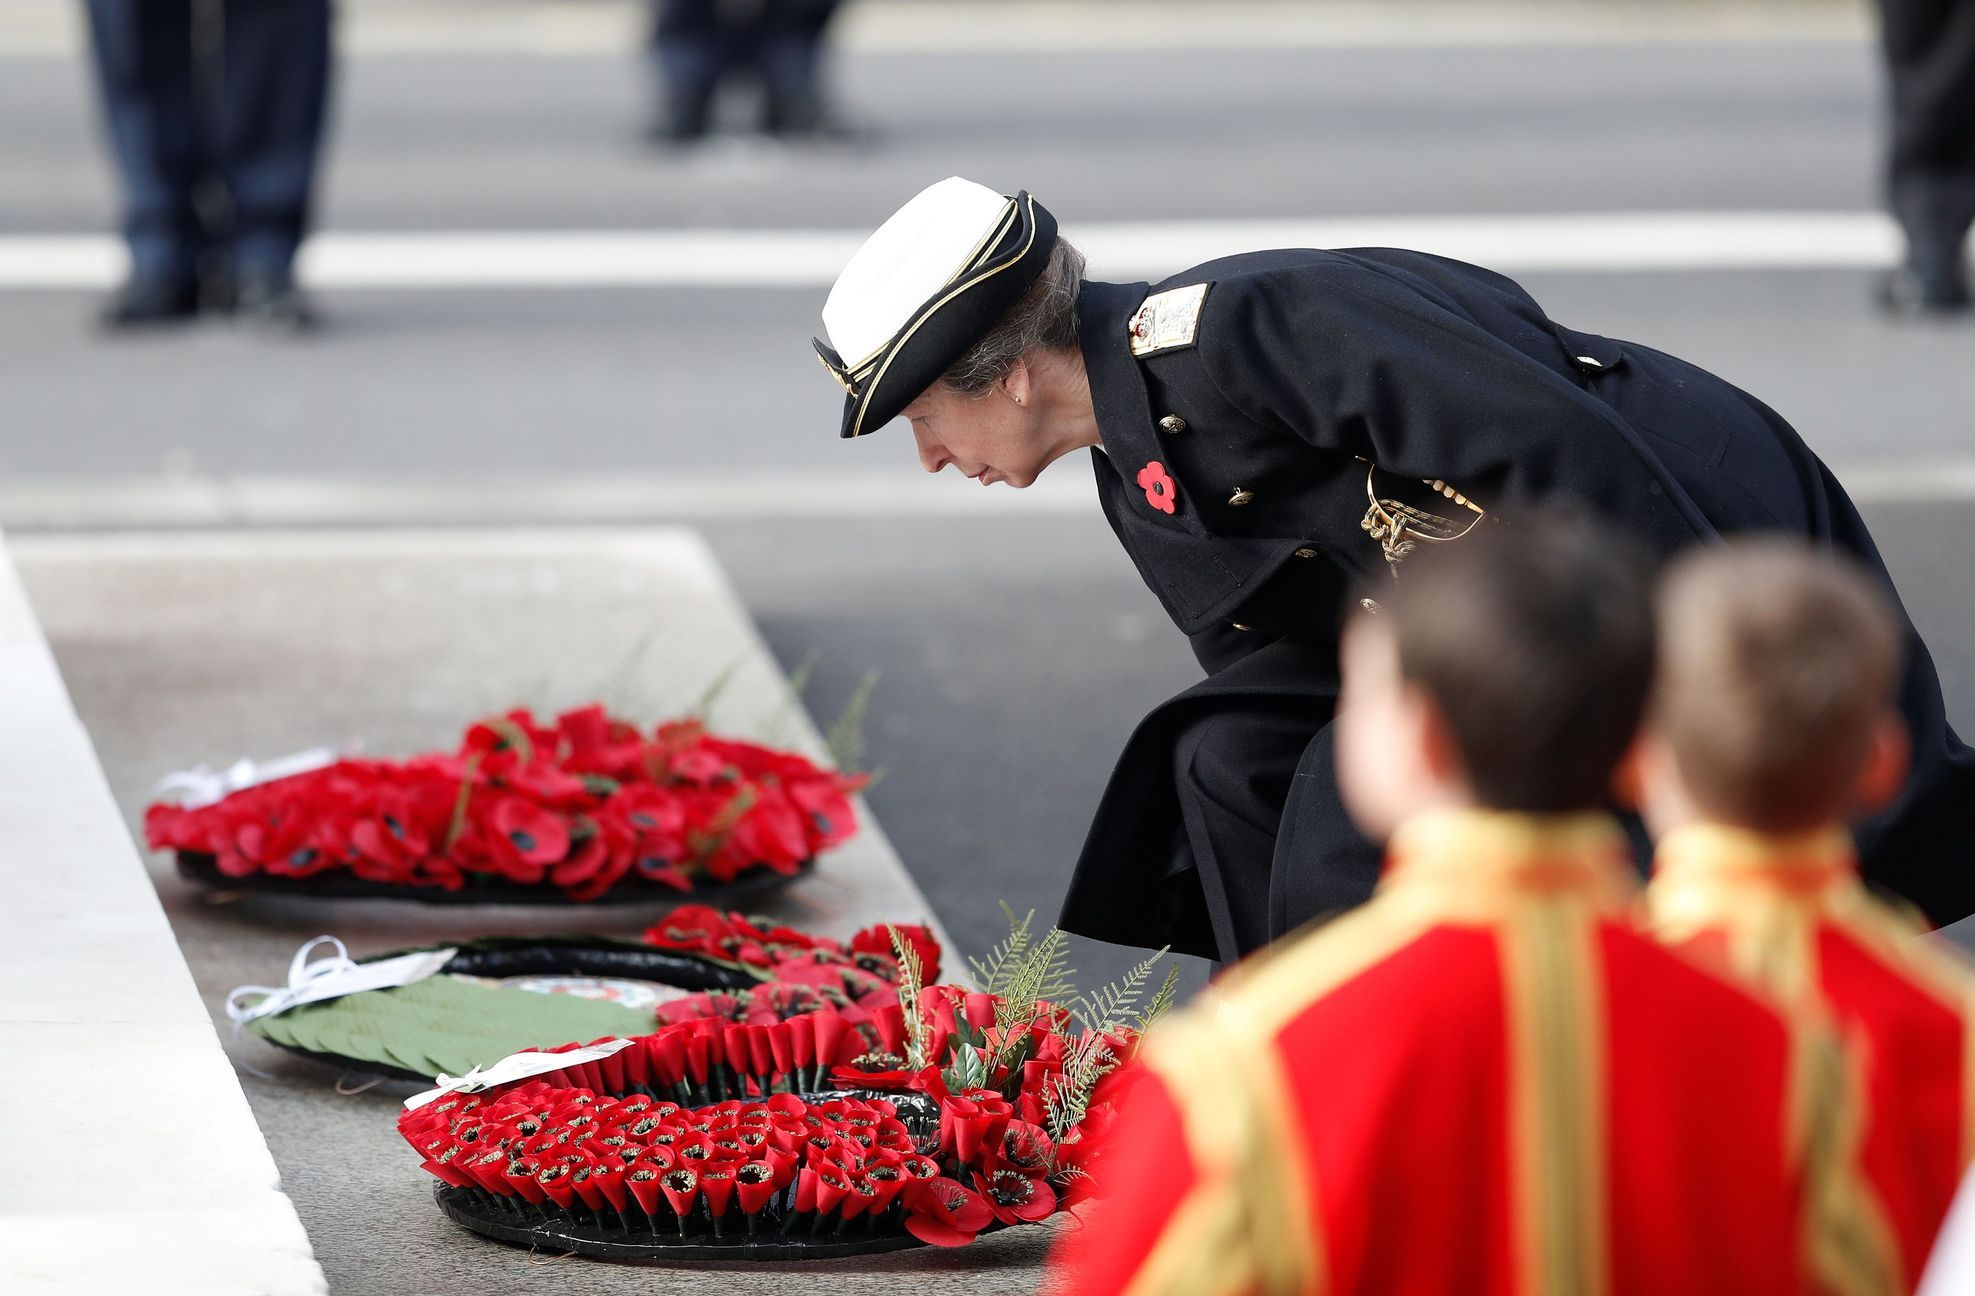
[1136,461,1178,514]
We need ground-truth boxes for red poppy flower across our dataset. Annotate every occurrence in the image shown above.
[980,1167,1057,1224]
[537,1164,580,1209]
[1136,461,1178,514]
[507,1160,549,1204]
[902,1176,993,1247]
[591,1160,630,1212]
[939,1090,1013,1164]
[463,1149,511,1195]
[484,796,570,881]
[850,923,942,983]
[699,1168,737,1218]
[831,1054,915,1091]
[813,1164,852,1217]
[961,991,997,1032]
[659,1167,699,1219]
[990,1120,1056,1178]
[726,784,811,874]
[787,775,859,851]
[863,1162,908,1213]
[735,1160,779,1216]
[642,905,734,956]
[459,708,559,770]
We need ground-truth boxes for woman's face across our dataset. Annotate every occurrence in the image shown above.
[897,369,1066,490]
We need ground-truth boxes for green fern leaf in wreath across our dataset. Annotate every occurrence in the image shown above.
[826,670,880,776]
[1071,946,1170,1037]
[967,901,1035,998]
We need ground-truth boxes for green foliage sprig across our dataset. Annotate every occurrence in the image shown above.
[826,671,881,780]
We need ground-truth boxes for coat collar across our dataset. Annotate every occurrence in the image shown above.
[1652,823,1856,892]
[1078,279,1213,541]
[1381,809,1636,916]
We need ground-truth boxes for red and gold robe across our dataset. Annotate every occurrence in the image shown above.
[1049,809,1892,1296]
[1651,824,1975,1291]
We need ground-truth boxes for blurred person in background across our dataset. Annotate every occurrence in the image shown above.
[815,178,1975,971]
[1048,517,1894,1296]
[648,0,845,144]
[83,0,332,331]
[1876,0,1975,313]
[1638,541,1974,1293]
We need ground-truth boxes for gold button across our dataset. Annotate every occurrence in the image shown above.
[1232,622,1255,632]
[1293,547,1318,559]
[1158,415,1187,434]
[1360,598,1381,614]
[1228,487,1256,506]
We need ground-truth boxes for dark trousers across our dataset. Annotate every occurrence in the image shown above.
[1878,0,1975,257]
[85,0,332,281]
[651,0,840,132]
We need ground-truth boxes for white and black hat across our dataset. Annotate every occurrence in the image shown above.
[815,177,1059,439]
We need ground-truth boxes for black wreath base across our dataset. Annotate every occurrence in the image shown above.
[176,851,812,907]
[434,1183,933,1263]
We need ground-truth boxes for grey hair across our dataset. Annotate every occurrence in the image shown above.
[939,237,1086,397]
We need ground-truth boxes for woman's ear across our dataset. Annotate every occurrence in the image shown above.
[1854,710,1911,814]
[999,356,1032,408]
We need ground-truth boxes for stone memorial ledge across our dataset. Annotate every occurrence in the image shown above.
[0,527,326,1295]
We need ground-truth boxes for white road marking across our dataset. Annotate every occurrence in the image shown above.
[1,458,1966,533]
[0,211,1906,291]
[0,0,1867,59]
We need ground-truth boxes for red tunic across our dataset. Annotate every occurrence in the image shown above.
[1050,809,1893,1296]
[1651,824,1975,1291]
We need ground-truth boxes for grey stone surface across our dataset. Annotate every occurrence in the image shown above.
[16,529,1054,1295]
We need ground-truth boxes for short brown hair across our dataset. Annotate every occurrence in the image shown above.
[1380,512,1657,812]
[1653,540,1904,832]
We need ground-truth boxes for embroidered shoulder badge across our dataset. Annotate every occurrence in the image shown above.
[1127,283,1210,357]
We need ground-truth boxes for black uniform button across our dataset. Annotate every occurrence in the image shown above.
[1158,415,1187,434]
[1293,547,1318,559]
[1231,622,1255,632]
[1228,487,1256,506]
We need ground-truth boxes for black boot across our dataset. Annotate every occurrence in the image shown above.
[98,273,200,328]
[234,263,317,333]
[1881,239,1972,316]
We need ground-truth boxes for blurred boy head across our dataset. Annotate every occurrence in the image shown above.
[1635,540,1909,837]
[1335,514,1657,839]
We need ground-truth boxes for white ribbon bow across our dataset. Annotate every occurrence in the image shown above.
[227,935,457,1025]
[404,1038,636,1111]
[153,744,360,809]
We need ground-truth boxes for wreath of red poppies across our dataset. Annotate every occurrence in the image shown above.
[641,906,942,1029]
[146,706,867,902]
[400,982,1126,1252]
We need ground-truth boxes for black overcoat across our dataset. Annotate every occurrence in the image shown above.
[1060,248,1975,957]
